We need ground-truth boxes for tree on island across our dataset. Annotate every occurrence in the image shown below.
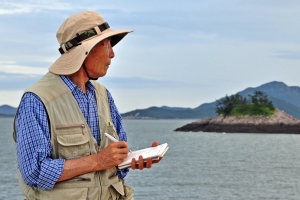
[216,91,275,117]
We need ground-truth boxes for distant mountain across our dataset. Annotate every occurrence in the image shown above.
[121,106,215,119]
[238,81,300,108]
[121,81,300,120]
[0,105,17,117]
[160,106,192,111]
[266,96,300,119]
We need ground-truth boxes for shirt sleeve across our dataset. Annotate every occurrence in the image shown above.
[106,89,129,178]
[16,92,65,190]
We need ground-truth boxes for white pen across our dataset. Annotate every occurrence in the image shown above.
[104,132,119,142]
[104,133,132,152]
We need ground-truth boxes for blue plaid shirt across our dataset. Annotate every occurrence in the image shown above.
[16,75,129,190]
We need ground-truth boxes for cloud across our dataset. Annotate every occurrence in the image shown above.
[0,71,198,91]
[0,1,73,15]
[0,72,42,90]
[273,50,300,60]
[100,76,198,89]
[0,61,48,75]
[100,1,300,44]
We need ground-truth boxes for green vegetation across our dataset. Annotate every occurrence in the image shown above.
[216,91,275,117]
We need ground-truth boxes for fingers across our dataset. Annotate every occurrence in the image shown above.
[95,141,130,170]
[151,140,159,147]
[146,157,152,168]
[131,156,153,170]
[130,141,160,170]
[131,158,136,170]
[108,141,129,154]
[110,141,128,149]
[138,155,144,170]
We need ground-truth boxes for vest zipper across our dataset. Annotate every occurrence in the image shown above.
[56,124,86,134]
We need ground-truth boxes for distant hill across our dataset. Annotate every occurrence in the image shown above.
[121,81,300,120]
[238,81,300,108]
[0,105,17,117]
[122,106,215,119]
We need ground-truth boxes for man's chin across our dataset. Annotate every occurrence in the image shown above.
[99,72,107,78]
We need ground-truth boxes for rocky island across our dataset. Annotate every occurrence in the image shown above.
[175,109,300,133]
[175,91,300,134]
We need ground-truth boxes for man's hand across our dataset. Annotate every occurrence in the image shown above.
[94,141,129,170]
[130,141,162,170]
[58,141,129,182]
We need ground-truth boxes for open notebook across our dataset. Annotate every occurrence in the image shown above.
[118,143,169,169]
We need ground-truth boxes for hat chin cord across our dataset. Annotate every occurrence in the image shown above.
[82,63,98,80]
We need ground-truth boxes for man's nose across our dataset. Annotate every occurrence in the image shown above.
[110,47,115,58]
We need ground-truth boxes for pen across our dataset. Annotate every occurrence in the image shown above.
[104,132,119,142]
[104,133,132,152]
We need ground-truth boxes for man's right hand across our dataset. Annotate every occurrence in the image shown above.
[58,141,129,182]
[94,141,129,170]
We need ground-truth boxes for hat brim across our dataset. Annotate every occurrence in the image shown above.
[48,28,133,75]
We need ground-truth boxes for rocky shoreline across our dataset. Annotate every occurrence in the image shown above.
[174,109,300,133]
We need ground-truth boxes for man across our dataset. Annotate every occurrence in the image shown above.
[13,11,160,200]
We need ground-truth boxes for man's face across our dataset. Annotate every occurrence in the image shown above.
[83,38,115,78]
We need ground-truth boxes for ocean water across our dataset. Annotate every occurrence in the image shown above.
[1,118,300,199]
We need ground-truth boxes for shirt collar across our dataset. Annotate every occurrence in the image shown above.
[60,75,96,93]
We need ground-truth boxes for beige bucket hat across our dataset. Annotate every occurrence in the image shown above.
[48,11,133,75]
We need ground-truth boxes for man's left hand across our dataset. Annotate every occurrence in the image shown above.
[130,141,162,170]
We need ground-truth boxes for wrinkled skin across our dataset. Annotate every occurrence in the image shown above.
[95,141,129,169]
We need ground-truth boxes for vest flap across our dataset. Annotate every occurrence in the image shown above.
[112,181,125,196]
[109,175,125,196]
[57,134,89,146]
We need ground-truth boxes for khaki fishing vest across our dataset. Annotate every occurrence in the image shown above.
[13,72,134,200]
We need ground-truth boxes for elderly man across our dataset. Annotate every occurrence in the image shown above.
[13,11,160,200]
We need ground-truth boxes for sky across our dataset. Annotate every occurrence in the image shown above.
[0,0,300,113]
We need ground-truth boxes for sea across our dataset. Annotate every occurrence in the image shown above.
[1,117,300,200]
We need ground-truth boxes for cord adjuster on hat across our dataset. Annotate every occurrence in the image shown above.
[58,22,110,54]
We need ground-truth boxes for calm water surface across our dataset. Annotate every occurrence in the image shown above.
[1,118,300,199]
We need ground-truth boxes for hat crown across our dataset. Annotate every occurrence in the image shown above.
[56,11,105,45]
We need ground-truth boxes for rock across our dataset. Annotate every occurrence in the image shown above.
[174,109,300,133]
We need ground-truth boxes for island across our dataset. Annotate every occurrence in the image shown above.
[175,91,300,134]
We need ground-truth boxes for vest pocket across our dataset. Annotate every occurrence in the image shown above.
[54,172,97,188]
[56,125,90,159]
[39,188,88,200]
